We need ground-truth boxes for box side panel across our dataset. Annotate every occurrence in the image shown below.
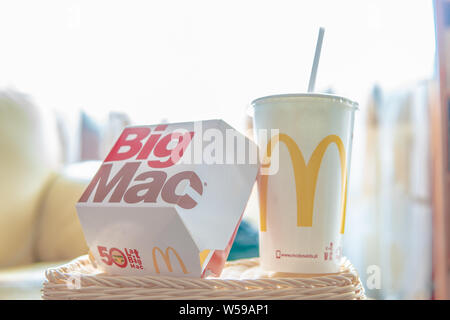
[76,205,201,277]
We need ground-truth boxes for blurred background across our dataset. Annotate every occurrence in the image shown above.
[0,0,449,300]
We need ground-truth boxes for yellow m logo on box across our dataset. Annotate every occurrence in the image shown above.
[152,246,189,274]
[259,134,348,234]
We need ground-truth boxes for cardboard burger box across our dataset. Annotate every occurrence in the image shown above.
[76,120,259,278]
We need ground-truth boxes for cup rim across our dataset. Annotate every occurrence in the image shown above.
[251,93,359,110]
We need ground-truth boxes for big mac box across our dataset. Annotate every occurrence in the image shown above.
[76,120,259,278]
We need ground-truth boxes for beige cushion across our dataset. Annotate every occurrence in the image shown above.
[36,170,89,262]
[0,90,60,267]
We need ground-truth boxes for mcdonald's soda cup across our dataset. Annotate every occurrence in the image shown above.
[252,94,358,274]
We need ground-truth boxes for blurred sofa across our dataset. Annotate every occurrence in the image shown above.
[0,90,89,268]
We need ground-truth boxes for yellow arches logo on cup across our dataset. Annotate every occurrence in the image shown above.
[259,133,348,234]
[152,246,189,274]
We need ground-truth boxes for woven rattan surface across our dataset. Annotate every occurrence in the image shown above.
[42,255,365,300]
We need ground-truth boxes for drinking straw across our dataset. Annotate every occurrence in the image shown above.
[307,27,325,93]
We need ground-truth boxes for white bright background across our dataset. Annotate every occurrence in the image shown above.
[0,0,436,129]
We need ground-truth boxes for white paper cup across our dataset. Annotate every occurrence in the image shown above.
[252,93,358,274]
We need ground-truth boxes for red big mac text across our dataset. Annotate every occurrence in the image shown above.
[79,125,203,209]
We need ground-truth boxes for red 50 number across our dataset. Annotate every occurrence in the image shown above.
[97,246,128,268]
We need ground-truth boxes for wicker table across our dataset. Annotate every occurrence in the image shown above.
[42,255,365,300]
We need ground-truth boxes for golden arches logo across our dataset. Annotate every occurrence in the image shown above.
[259,134,348,234]
[152,246,188,274]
